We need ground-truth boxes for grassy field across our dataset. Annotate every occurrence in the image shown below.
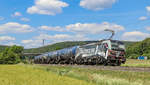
[0,64,149,85]
[122,59,150,67]
[0,65,95,85]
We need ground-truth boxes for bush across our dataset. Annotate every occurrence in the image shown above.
[142,53,150,59]
[0,45,23,64]
[126,38,150,59]
[128,54,139,59]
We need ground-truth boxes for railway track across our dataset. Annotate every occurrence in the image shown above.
[39,64,150,72]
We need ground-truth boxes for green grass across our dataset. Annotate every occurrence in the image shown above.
[41,65,150,85]
[0,65,94,85]
[122,59,150,67]
[0,64,149,85]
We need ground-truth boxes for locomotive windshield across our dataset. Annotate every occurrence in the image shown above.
[111,40,125,51]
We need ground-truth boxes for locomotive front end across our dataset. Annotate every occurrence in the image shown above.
[107,40,126,65]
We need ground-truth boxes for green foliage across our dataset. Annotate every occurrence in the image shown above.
[0,45,9,52]
[122,59,150,67]
[0,45,24,64]
[126,38,150,59]
[128,54,139,59]
[142,53,150,59]
[9,45,24,54]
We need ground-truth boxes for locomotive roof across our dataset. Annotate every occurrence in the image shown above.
[81,39,124,47]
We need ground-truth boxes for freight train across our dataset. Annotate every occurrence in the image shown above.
[34,39,126,66]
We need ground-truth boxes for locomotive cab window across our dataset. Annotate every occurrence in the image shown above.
[111,40,125,51]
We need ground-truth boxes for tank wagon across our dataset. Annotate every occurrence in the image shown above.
[34,40,126,66]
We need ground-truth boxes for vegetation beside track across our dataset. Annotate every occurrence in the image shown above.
[0,45,24,64]
[0,64,149,85]
[0,45,9,52]
[122,59,150,67]
[0,65,94,85]
[126,38,150,59]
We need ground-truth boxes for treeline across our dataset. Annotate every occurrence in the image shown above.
[126,38,150,59]
[0,45,24,64]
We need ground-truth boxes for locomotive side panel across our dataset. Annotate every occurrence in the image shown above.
[75,43,106,65]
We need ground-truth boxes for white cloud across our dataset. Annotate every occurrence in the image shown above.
[21,39,40,48]
[146,27,150,31]
[21,40,34,44]
[66,22,124,34]
[122,31,150,41]
[35,34,88,42]
[12,12,22,17]
[35,34,52,40]
[4,42,20,46]
[80,0,117,11]
[0,36,20,46]
[27,0,69,15]
[0,16,4,21]
[146,6,150,12]
[0,22,33,34]
[139,16,147,21]
[20,18,30,22]
[21,34,88,48]
[0,36,16,42]
[39,25,64,32]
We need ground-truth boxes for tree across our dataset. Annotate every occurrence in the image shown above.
[9,45,24,54]
[0,45,24,64]
[142,53,150,59]
[126,38,150,59]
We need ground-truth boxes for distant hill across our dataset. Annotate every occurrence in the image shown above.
[24,40,135,53]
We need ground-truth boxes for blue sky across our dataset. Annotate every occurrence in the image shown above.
[0,0,150,48]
